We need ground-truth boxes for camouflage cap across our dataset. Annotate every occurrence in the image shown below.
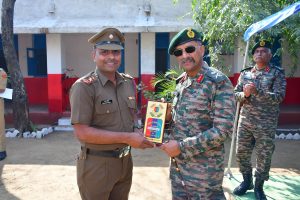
[251,40,272,55]
[168,28,203,55]
[88,28,125,50]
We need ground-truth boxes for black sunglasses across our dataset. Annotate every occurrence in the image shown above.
[173,46,196,57]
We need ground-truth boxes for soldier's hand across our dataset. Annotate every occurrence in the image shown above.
[165,103,172,122]
[134,127,144,135]
[159,140,181,157]
[0,89,5,93]
[248,82,258,95]
[243,84,252,97]
[128,132,154,149]
[161,98,172,122]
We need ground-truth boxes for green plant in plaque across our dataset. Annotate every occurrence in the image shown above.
[141,67,184,103]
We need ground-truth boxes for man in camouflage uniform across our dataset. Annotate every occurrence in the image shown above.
[160,28,236,200]
[233,40,286,200]
[0,68,8,161]
[70,28,154,200]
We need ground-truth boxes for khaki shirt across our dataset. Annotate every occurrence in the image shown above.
[70,68,137,150]
[0,68,7,90]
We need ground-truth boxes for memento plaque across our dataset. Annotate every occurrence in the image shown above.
[144,101,167,143]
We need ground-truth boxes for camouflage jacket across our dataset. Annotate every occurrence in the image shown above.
[234,65,286,126]
[170,62,236,161]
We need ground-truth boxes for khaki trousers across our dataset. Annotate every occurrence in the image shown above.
[0,99,5,151]
[77,150,133,200]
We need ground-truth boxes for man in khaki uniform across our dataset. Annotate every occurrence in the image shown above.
[70,28,154,200]
[0,68,7,161]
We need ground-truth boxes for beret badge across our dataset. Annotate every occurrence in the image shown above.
[259,40,265,47]
[187,28,195,38]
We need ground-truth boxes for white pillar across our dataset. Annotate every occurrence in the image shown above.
[47,34,65,74]
[140,32,156,111]
[46,34,66,113]
[234,38,248,73]
[140,32,155,75]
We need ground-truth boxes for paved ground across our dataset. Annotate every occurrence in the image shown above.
[0,131,299,200]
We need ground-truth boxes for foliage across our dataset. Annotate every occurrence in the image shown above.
[177,0,300,76]
[141,67,183,102]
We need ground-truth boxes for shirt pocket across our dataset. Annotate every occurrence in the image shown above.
[126,97,137,110]
[259,76,274,91]
[95,100,117,115]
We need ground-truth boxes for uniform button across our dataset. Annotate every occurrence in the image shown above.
[106,110,110,113]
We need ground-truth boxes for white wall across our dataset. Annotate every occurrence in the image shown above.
[124,33,139,77]
[63,33,95,77]
[62,33,140,77]
[1,0,194,33]
[281,41,300,77]
[46,34,65,74]
[140,32,155,74]
[18,34,32,76]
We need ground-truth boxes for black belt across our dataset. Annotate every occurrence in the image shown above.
[82,146,131,158]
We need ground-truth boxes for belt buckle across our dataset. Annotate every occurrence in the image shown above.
[113,148,123,158]
[118,150,124,158]
[117,146,130,158]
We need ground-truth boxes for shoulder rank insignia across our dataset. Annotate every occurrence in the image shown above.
[81,73,98,85]
[272,65,284,72]
[241,67,252,73]
[121,73,133,79]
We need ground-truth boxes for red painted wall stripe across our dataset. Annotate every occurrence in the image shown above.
[24,77,48,104]
[47,74,64,113]
[23,75,300,114]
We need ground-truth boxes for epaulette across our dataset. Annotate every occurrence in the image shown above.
[80,72,98,85]
[271,65,284,72]
[176,72,186,84]
[206,67,226,83]
[120,73,134,79]
[240,67,252,72]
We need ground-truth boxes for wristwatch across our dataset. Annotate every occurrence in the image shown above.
[134,124,143,129]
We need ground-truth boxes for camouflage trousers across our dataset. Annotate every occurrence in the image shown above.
[236,120,276,180]
[171,181,225,200]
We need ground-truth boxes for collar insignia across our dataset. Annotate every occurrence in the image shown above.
[265,66,270,72]
[196,74,204,83]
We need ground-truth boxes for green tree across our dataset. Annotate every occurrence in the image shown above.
[176,0,299,76]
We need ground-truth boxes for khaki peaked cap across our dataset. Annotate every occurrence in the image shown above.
[88,28,125,50]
